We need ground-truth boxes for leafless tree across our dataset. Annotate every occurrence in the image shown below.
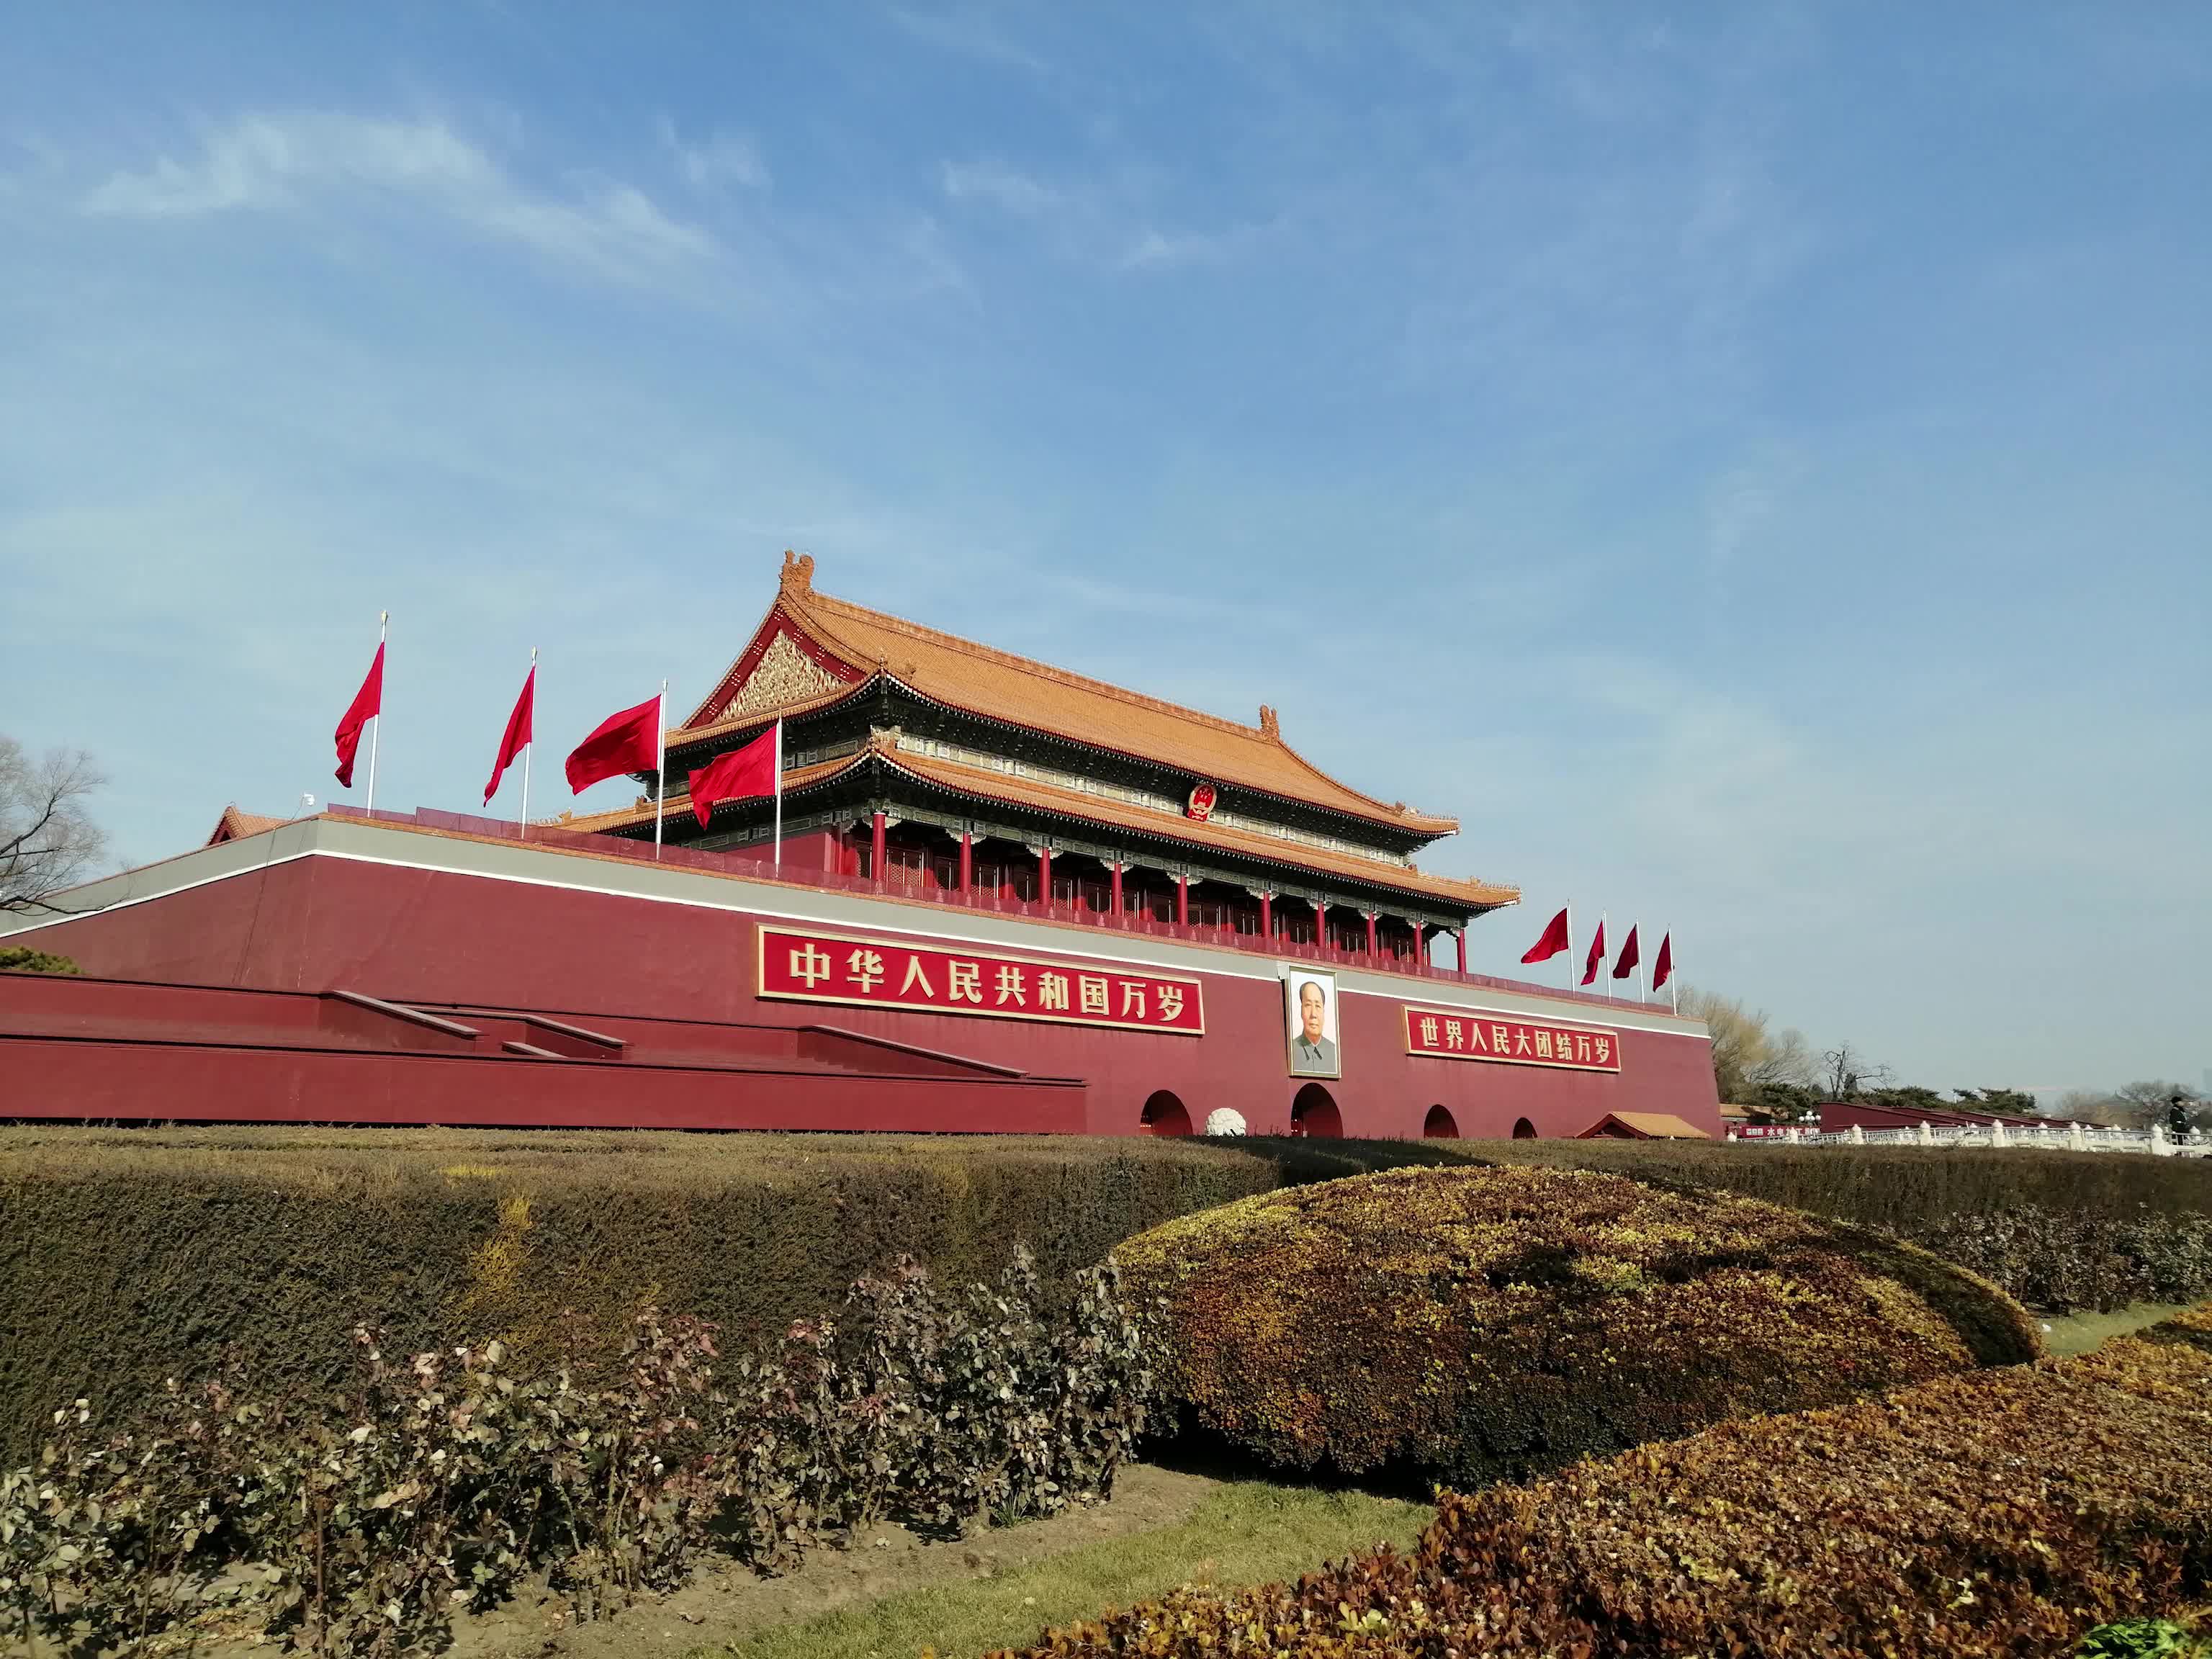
[1820,1040,1893,1102]
[2117,1080,2204,1133]
[2051,1087,2129,1126]
[1678,986,1817,1106]
[2053,1081,2203,1131]
[0,735,110,913]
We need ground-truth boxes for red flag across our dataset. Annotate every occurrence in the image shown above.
[1580,918,1606,987]
[1520,906,1570,965]
[1653,932,1673,990]
[688,724,778,827]
[483,667,536,804]
[1612,925,1641,980]
[565,694,660,794]
[333,642,384,788]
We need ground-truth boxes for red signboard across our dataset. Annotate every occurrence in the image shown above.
[1402,1004,1622,1073]
[757,925,1205,1035]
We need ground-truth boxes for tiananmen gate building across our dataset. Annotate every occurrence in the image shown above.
[0,552,1719,1140]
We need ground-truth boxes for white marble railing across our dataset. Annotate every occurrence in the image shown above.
[1727,1123,2210,1157]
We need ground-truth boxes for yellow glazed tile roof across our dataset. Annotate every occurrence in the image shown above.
[570,734,1517,912]
[1583,1111,1713,1140]
[676,553,1460,838]
[206,805,290,845]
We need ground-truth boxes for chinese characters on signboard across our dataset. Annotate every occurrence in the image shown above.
[757,925,1205,1035]
[1402,1004,1622,1073]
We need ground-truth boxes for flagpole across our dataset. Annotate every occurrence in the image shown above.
[1565,901,1575,995]
[653,680,667,860]
[1671,929,1680,1015]
[1601,910,1609,1001]
[366,611,387,816]
[519,647,536,841]
[772,717,783,869]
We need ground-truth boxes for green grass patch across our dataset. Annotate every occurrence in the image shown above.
[703,1479,1431,1659]
[2039,1302,2198,1357]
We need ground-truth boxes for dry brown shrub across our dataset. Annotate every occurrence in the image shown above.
[1118,1163,2037,1482]
[996,1306,2212,1659]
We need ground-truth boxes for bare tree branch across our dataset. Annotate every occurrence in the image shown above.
[0,735,111,914]
[1677,986,1817,1108]
[1820,1040,1893,1102]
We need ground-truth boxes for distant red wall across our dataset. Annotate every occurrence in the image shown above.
[18,855,1719,1140]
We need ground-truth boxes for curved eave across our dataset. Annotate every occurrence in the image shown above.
[590,742,1516,917]
[665,671,1459,848]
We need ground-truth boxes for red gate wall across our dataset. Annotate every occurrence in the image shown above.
[8,828,1718,1140]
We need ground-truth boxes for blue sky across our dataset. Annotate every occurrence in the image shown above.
[3,4,2206,1094]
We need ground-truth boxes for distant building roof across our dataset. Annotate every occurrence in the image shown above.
[1578,1111,1713,1140]
[206,805,289,846]
[1819,1100,2067,1133]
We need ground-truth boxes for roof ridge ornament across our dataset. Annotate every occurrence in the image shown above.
[1258,704,1280,739]
[779,549,816,595]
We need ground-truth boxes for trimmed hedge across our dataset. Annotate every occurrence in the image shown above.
[4,1126,2196,1465]
[1920,1203,2212,1313]
[1467,1136,2212,1227]
[995,1305,2212,1659]
[1118,1164,2037,1483]
[1464,1139,2212,1312]
[0,1128,1274,1464]
[1267,1137,2212,1313]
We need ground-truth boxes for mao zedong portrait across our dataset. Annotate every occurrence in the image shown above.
[1289,978,1337,1075]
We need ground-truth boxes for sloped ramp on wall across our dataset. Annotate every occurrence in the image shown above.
[0,972,1085,1133]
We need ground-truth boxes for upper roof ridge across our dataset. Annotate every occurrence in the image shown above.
[701,552,1458,837]
[795,585,1274,745]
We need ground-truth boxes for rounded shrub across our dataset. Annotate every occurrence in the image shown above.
[1118,1163,2039,1482]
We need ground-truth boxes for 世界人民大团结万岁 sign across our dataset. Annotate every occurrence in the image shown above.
[1402,1004,1622,1072]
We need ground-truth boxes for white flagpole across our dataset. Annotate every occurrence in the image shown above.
[653,680,667,860]
[366,611,387,815]
[1565,900,1575,995]
[519,647,536,841]
[773,716,783,868]
[1671,929,1680,1015]
[1601,909,1610,1001]
[1640,928,1648,1003]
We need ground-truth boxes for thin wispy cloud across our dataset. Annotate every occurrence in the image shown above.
[1120,222,1264,271]
[940,158,1057,217]
[890,5,1050,77]
[83,111,714,286]
[658,117,769,192]
[939,154,1261,277]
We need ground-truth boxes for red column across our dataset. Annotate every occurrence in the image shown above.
[958,830,972,895]
[870,811,886,883]
[1176,874,1189,927]
[1313,901,1328,953]
[1259,892,1273,940]
[1037,845,1051,910]
[1456,929,1467,974]
[1110,860,1123,919]
[1364,912,1378,956]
